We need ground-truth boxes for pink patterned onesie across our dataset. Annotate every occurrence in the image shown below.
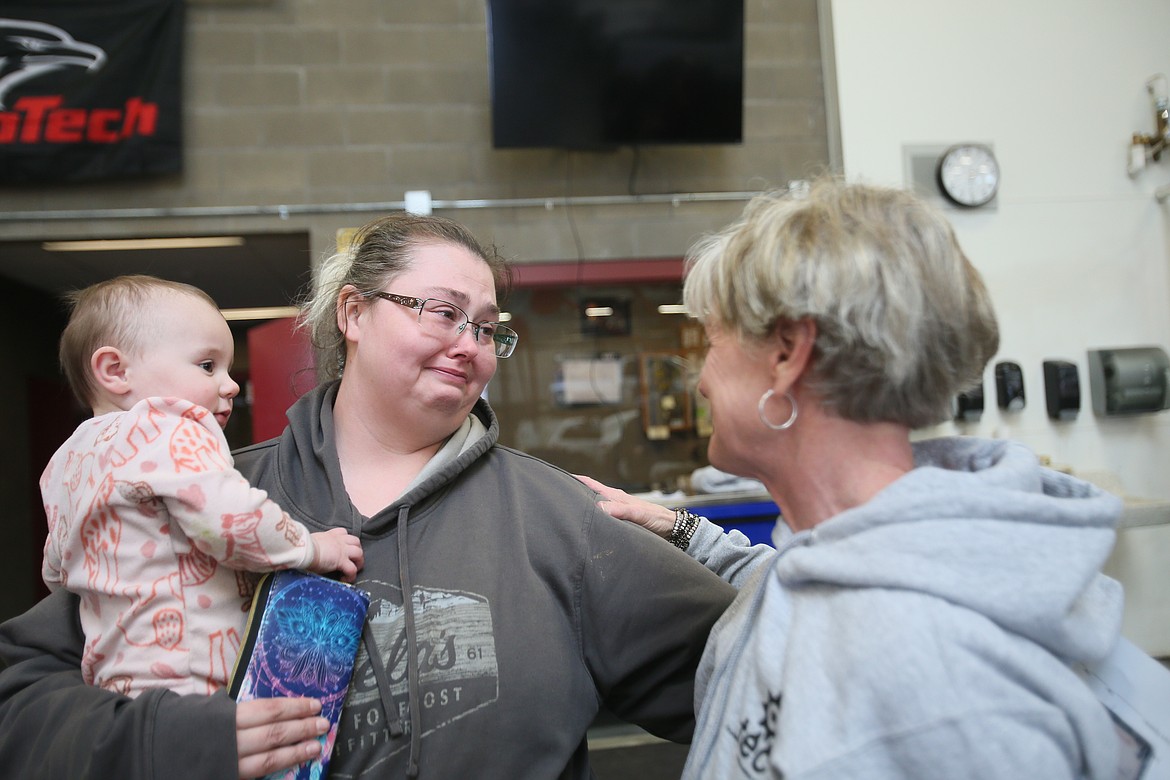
[40,396,315,697]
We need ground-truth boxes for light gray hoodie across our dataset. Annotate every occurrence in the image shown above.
[684,436,1124,779]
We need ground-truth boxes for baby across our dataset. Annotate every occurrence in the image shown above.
[40,274,363,697]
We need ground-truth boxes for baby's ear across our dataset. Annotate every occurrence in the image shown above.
[91,346,130,396]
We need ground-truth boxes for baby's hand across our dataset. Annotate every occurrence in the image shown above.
[308,528,364,583]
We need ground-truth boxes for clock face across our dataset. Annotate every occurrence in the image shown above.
[936,144,999,207]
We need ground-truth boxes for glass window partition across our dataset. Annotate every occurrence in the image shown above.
[490,268,711,494]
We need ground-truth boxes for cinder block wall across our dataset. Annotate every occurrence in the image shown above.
[0,0,830,265]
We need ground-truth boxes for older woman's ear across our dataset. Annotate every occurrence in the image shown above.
[772,317,817,386]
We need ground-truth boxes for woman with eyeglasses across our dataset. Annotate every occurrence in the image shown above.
[0,213,736,780]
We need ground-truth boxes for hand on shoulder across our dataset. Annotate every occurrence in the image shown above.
[574,474,676,539]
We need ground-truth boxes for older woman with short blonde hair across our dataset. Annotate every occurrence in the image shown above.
[580,177,1124,779]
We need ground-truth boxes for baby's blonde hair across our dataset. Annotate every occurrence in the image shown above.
[59,274,220,408]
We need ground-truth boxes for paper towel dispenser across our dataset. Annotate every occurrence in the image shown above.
[1087,346,1170,416]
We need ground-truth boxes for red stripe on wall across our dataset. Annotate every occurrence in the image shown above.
[510,257,685,287]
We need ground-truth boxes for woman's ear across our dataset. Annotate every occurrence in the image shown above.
[336,284,364,341]
[91,346,130,397]
[772,317,817,388]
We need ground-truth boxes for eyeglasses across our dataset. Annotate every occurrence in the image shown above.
[370,291,519,358]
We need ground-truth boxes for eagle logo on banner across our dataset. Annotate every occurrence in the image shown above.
[0,19,107,110]
[0,0,184,184]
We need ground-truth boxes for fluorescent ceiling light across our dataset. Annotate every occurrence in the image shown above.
[221,306,300,322]
[497,311,512,322]
[584,306,614,317]
[43,236,246,252]
[657,304,688,315]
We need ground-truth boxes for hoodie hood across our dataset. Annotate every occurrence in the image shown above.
[267,380,498,537]
[777,437,1123,664]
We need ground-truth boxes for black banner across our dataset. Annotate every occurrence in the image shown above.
[0,0,184,184]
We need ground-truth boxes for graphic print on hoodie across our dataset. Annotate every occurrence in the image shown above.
[335,580,498,769]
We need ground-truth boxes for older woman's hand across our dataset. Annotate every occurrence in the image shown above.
[574,474,677,540]
[236,697,330,779]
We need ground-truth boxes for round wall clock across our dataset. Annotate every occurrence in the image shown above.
[936,144,1000,208]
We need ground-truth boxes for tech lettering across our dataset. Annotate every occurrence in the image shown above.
[0,95,158,144]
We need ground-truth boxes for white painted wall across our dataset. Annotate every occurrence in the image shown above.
[828,0,1170,498]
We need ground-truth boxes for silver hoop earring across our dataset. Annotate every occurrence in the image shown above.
[758,389,798,431]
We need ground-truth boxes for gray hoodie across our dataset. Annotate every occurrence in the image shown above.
[683,436,1123,779]
[235,382,739,778]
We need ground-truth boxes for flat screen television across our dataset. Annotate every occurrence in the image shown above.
[486,0,744,150]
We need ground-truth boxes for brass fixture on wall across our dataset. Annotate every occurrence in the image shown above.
[1128,74,1170,175]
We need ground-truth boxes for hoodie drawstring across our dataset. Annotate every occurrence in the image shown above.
[361,628,403,730]
[396,504,422,778]
[354,506,402,736]
[356,506,421,776]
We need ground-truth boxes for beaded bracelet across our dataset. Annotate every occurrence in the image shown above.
[669,508,701,550]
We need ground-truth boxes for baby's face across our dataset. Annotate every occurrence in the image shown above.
[125,292,239,427]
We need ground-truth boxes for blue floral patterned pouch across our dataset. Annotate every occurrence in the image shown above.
[229,569,371,780]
